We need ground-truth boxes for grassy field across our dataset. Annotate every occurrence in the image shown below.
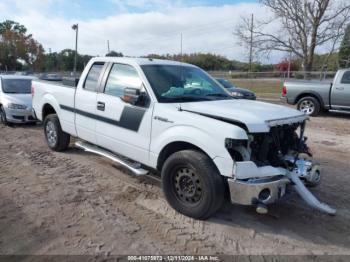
[230,78,283,99]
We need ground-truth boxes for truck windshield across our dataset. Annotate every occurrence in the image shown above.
[1,79,32,94]
[141,65,232,103]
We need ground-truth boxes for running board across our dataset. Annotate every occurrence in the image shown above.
[329,109,350,115]
[75,141,149,176]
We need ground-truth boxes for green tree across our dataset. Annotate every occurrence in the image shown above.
[0,20,44,71]
[106,51,123,57]
[146,53,242,71]
[0,20,27,34]
[43,52,59,72]
[339,25,350,68]
[42,50,92,73]
[57,49,75,71]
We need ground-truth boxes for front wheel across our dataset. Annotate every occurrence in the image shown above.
[161,150,225,219]
[44,114,70,152]
[297,96,320,116]
[0,106,9,126]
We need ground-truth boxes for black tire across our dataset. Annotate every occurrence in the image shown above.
[161,150,225,219]
[297,96,320,116]
[43,114,70,152]
[0,106,9,126]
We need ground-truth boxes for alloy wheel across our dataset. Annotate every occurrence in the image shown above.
[46,120,58,147]
[299,100,315,115]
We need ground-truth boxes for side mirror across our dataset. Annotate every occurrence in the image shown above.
[121,87,140,105]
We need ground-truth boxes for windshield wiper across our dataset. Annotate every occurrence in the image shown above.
[205,93,232,99]
[162,96,211,102]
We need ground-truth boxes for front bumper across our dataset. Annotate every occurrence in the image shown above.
[228,176,289,205]
[4,107,37,123]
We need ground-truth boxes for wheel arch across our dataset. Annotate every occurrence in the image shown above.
[295,92,324,107]
[157,141,211,172]
[42,103,57,120]
[151,124,240,177]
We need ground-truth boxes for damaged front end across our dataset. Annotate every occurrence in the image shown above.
[226,116,336,215]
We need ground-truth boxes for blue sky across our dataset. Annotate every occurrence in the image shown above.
[56,0,258,20]
[1,0,284,62]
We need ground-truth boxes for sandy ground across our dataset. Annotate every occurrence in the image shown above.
[0,110,350,256]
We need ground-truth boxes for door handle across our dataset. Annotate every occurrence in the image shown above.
[97,101,105,111]
[335,87,344,90]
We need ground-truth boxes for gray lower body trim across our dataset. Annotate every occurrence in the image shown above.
[75,141,149,176]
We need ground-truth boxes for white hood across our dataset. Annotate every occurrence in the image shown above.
[180,99,307,133]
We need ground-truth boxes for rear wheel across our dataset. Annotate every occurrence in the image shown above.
[297,96,320,116]
[44,114,70,151]
[161,150,225,219]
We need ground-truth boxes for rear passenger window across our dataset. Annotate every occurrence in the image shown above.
[84,63,105,91]
[104,63,142,97]
[341,71,350,84]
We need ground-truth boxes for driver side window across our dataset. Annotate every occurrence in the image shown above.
[104,63,142,97]
[341,71,350,84]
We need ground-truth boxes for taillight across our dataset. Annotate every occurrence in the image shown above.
[282,85,287,96]
[31,85,35,97]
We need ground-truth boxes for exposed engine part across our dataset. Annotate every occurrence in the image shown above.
[256,203,268,214]
[306,165,321,186]
[228,120,335,215]
[284,155,321,186]
[249,124,302,167]
[286,171,336,215]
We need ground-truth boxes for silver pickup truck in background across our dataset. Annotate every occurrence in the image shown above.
[282,69,350,116]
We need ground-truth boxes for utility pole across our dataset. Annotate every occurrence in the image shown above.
[249,13,254,73]
[72,23,79,77]
[107,40,110,54]
[180,33,183,62]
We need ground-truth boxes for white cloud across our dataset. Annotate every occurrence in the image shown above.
[110,0,186,12]
[0,0,283,63]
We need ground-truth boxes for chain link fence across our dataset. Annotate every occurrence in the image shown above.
[208,71,336,99]
[1,70,336,100]
[208,70,336,81]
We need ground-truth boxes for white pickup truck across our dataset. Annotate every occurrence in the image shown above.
[32,57,336,219]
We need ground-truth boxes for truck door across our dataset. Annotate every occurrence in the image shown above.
[75,62,106,144]
[95,63,153,164]
[331,70,350,110]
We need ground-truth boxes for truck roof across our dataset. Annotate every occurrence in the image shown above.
[90,57,196,67]
[337,68,350,73]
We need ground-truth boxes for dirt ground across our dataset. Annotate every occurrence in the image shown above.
[0,109,350,256]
